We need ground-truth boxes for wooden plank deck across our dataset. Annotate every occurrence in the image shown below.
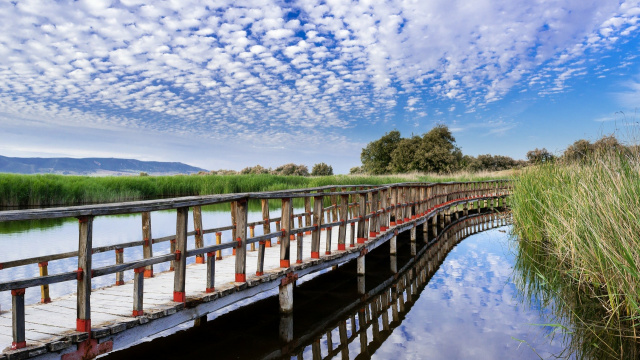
[0,225,357,355]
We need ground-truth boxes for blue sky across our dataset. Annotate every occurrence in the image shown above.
[1,0,639,173]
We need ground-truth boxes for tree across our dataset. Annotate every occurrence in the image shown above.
[349,166,364,174]
[240,165,270,174]
[388,136,421,173]
[413,125,463,173]
[361,130,402,174]
[593,135,622,153]
[311,162,333,176]
[272,163,309,176]
[526,148,555,164]
[563,139,593,162]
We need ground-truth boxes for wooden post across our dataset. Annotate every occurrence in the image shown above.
[350,222,355,247]
[330,187,338,222]
[338,194,348,250]
[325,226,332,255]
[115,248,124,285]
[38,261,51,303]
[77,216,93,333]
[280,198,292,268]
[357,274,365,294]
[261,199,271,247]
[173,207,188,302]
[256,240,266,275]
[193,206,205,264]
[368,191,376,238]
[231,201,237,254]
[250,226,256,251]
[339,320,349,359]
[357,191,366,243]
[142,211,153,277]
[11,288,26,349]
[206,251,216,291]
[304,197,312,235]
[296,218,303,264]
[132,267,144,316]
[389,187,397,226]
[380,188,388,231]
[311,195,323,259]
[410,225,416,256]
[279,314,294,343]
[235,199,248,282]
[215,232,222,260]
[357,251,365,276]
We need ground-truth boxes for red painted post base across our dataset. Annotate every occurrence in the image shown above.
[290,234,295,241]
[115,280,124,286]
[173,291,186,302]
[396,220,403,225]
[338,244,346,250]
[11,341,26,350]
[357,237,366,244]
[305,231,311,235]
[144,269,153,278]
[380,226,387,232]
[195,256,205,264]
[132,310,143,316]
[76,319,91,333]
[296,259,302,264]
[280,260,290,268]
[206,287,215,293]
[235,274,246,283]
[311,251,319,259]
[390,221,396,226]
[255,271,263,276]
[266,240,272,247]
[42,297,51,304]
[369,231,376,238]
[61,339,113,360]
[404,218,410,222]
[325,251,331,255]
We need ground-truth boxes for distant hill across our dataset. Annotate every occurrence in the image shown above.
[0,155,207,175]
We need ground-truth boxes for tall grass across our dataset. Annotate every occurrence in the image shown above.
[510,148,640,321]
[0,171,507,208]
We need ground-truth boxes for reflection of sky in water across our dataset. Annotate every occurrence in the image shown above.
[372,227,568,360]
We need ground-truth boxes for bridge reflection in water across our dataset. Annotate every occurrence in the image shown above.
[103,209,510,360]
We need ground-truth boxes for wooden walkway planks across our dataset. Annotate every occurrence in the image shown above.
[0,225,356,353]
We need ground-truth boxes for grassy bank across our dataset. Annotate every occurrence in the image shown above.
[510,149,640,321]
[0,171,509,208]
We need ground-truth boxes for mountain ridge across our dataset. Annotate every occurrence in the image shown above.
[0,155,207,175]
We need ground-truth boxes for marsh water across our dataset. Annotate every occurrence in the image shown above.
[1,208,636,358]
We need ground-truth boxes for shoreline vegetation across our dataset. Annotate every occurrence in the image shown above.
[0,170,511,209]
[510,135,640,356]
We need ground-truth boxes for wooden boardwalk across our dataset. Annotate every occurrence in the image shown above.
[0,181,511,359]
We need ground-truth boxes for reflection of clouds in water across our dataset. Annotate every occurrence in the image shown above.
[373,227,567,360]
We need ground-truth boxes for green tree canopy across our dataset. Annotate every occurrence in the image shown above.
[311,162,333,176]
[360,130,401,174]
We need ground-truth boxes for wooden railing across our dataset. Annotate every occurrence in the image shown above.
[0,180,511,352]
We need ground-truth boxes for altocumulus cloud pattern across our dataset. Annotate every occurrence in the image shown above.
[0,0,639,143]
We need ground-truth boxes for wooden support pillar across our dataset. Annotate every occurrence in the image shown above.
[380,188,388,231]
[357,250,366,276]
[173,207,188,302]
[390,230,397,255]
[279,274,296,314]
[349,222,355,248]
[206,251,216,291]
[357,275,365,295]
[330,187,338,222]
[339,321,349,359]
[390,255,397,274]
[38,261,51,303]
[463,201,469,217]
[261,199,271,247]
[358,309,368,356]
[231,201,237,252]
[132,267,144,316]
[11,288,26,349]
[280,198,292,268]
[338,194,348,250]
[410,226,416,256]
[77,216,93,333]
[142,211,153,277]
[115,248,124,285]
[235,199,248,282]
[194,315,208,327]
[250,226,256,251]
[311,195,323,258]
[279,314,294,343]
[193,206,205,264]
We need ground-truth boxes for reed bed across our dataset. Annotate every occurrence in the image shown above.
[0,171,507,208]
[510,148,640,321]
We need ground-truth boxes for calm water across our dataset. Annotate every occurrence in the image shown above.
[0,211,572,358]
